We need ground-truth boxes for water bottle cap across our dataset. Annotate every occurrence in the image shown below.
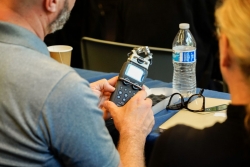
[179,23,190,29]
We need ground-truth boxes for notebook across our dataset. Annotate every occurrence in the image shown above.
[159,97,231,132]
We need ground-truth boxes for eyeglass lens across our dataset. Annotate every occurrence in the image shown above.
[187,94,204,111]
[167,93,183,109]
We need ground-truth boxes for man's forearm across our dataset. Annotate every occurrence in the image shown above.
[117,132,146,167]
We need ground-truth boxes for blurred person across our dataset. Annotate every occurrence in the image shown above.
[0,0,154,167]
[115,0,222,91]
[149,0,250,166]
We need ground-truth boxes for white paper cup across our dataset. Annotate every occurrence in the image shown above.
[48,45,73,66]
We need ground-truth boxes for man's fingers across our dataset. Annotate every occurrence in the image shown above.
[145,96,153,107]
[135,90,148,100]
[108,76,118,86]
[103,81,115,92]
[103,101,117,116]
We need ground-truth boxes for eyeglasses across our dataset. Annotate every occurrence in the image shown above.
[166,89,228,112]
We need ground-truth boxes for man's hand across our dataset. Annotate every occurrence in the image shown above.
[103,90,154,167]
[90,76,118,119]
[103,90,154,138]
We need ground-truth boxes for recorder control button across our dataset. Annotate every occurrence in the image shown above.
[117,101,124,106]
[132,83,140,90]
[123,78,130,85]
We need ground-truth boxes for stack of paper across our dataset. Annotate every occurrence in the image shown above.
[159,97,231,132]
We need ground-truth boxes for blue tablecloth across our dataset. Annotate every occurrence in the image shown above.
[74,68,231,143]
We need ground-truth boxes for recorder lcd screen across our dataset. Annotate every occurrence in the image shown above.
[125,64,144,82]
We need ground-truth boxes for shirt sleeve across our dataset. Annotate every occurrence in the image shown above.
[39,71,120,167]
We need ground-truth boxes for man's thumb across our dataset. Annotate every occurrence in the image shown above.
[103,101,117,115]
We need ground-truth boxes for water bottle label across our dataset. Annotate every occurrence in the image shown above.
[173,50,196,63]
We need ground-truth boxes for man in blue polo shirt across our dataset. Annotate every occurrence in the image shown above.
[0,0,154,166]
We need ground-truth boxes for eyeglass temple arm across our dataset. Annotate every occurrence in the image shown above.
[199,88,204,96]
[204,104,228,112]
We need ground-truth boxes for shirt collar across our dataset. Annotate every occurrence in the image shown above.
[0,21,50,56]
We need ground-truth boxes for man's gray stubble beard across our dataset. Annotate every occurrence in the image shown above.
[49,0,71,33]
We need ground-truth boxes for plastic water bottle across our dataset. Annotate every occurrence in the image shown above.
[172,23,196,97]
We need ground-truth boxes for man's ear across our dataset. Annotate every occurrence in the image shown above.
[220,33,231,68]
[45,0,58,12]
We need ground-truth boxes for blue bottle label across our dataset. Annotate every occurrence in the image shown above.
[172,50,196,63]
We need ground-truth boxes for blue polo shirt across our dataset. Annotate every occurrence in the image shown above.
[0,21,119,167]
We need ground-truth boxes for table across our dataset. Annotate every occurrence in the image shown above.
[74,68,231,164]
[74,68,231,140]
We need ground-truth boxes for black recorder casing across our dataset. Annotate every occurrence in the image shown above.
[110,46,152,107]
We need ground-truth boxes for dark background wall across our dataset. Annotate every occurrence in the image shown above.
[44,0,223,91]
[44,0,118,68]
